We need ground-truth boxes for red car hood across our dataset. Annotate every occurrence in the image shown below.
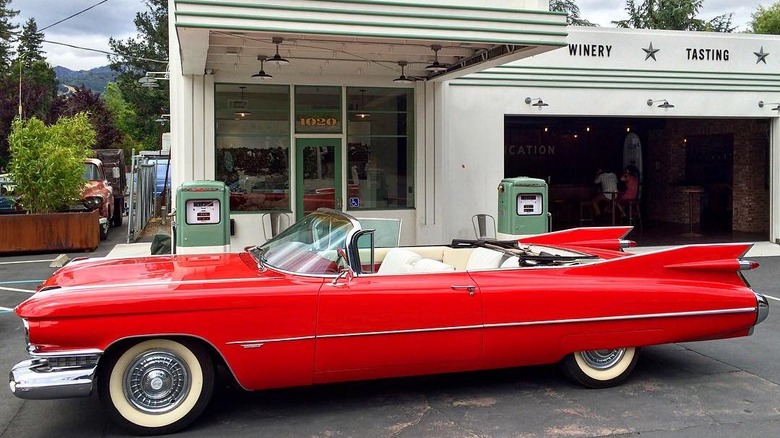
[20,252,305,320]
[39,252,263,290]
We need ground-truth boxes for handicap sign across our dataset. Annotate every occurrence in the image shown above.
[349,197,360,208]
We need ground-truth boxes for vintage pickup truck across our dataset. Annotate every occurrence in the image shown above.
[81,158,115,240]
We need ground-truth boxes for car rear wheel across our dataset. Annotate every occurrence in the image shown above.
[561,347,638,389]
[98,339,215,435]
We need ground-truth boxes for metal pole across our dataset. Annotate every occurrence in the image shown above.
[127,149,136,243]
[18,57,22,118]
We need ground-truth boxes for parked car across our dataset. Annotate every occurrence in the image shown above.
[80,158,115,240]
[9,209,769,435]
[0,173,19,214]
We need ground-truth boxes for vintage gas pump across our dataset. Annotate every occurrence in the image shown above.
[173,181,231,254]
[497,177,549,239]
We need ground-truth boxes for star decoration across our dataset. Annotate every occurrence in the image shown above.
[755,46,769,64]
[643,42,659,61]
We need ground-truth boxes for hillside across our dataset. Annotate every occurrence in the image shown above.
[54,66,117,95]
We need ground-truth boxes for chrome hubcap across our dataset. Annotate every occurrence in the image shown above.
[124,350,190,414]
[580,349,626,370]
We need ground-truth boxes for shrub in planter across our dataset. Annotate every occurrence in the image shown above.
[8,114,96,213]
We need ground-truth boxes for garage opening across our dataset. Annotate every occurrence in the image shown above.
[504,116,770,243]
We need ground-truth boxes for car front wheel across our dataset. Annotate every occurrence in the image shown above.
[98,339,215,435]
[561,347,638,389]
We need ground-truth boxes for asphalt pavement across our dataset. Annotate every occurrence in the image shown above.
[1,228,779,438]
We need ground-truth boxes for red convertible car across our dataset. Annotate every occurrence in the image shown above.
[9,209,769,435]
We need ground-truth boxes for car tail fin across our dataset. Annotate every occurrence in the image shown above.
[518,226,633,252]
[568,242,756,286]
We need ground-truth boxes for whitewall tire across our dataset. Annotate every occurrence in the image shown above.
[562,347,639,389]
[98,339,215,435]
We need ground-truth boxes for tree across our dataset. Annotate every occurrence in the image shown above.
[49,86,122,150]
[9,58,58,120]
[108,0,169,152]
[10,18,59,121]
[17,18,45,66]
[750,2,780,34]
[8,114,95,213]
[613,0,735,32]
[0,0,18,71]
[550,0,596,26]
[102,82,139,158]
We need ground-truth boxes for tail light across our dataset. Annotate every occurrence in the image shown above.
[739,260,760,271]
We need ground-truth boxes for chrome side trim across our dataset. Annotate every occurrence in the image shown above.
[483,307,757,330]
[755,293,769,325]
[226,307,757,346]
[226,335,315,346]
[28,348,104,358]
[318,324,484,339]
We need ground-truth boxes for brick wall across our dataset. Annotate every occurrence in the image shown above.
[644,119,770,233]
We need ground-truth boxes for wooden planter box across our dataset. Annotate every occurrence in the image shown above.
[0,210,100,254]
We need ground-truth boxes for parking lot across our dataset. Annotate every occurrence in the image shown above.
[1,235,779,438]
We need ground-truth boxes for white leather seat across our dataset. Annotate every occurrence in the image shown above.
[500,256,520,268]
[466,247,505,270]
[411,258,455,273]
[377,248,422,274]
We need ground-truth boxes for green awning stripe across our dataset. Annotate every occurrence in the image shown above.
[175,11,568,37]
[176,22,568,46]
[175,0,566,18]
[449,80,780,92]
[492,64,780,79]
[468,70,780,83]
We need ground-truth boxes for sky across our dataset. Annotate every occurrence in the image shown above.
[13,0,146,71]
[9,0,778,71]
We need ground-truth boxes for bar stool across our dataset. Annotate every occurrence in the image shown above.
[579,200,593,225]
[626,199,641,229]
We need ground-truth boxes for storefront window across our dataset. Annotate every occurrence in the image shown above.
[215,84,290,212]
[346,87,414,210]
[295,86,341,134]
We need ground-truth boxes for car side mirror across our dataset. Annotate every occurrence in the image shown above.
[331,266,354,286]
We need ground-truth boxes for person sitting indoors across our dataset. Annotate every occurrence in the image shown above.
[592,168,618,217]
[616,165,639,218]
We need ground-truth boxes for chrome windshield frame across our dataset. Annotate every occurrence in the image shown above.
[254,208,362,277]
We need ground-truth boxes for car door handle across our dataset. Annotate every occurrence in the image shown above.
[451,285,476,296]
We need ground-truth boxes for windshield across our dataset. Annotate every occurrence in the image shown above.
[82,163,101,181]
[254,209,357,275]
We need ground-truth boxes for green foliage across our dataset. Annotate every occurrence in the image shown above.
[8,114,96,213]
[103,82,141,158]
[108,0,169,152]
[17,18,44,66]
[0,0,19,71]
[750,2,780,34]
[549,0,596,26]
[9,58,58,120]
[614,0,735,32]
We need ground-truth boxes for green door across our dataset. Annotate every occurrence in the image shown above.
[296,138,342,220]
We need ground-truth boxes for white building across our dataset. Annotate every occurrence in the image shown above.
[167,0,780,247]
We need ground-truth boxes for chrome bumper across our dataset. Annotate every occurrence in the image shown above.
[756,293,769,326]
[9,353,101,400]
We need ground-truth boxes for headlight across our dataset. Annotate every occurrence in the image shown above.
[83,196,103,210]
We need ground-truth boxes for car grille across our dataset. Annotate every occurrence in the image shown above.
[40,355,100,370]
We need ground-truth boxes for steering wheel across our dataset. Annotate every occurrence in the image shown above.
[335,247,348,268]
